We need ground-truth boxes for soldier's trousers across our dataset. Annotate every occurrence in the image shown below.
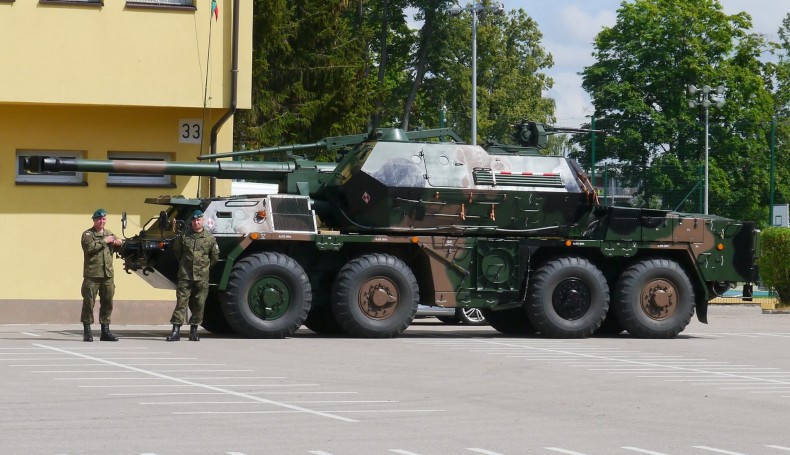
[81,277,114,324]
[171,279,209,325]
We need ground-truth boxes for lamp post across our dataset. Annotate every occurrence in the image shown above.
[446,1,505,145]
[687,84,725,215]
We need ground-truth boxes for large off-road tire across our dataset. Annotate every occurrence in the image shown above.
[331,254,418,338]
[593,307,625,336]
[223,252,311,339]
[481,307,535,335]
[303,300,346,335]
[613,258,695,339]
[200,289,235,334]
[526,257,609,338]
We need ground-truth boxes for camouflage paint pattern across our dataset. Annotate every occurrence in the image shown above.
[23,126,759,336]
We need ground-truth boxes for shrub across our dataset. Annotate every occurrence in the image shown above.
[758,227,790,305]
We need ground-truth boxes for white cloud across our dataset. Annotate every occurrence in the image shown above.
[523,0,784,126]
[546,72,593,127]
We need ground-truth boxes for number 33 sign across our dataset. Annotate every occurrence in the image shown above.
[179,119,203,144]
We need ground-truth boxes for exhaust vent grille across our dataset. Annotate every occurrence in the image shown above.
[269,196,317,233]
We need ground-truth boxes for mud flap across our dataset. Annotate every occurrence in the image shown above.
[696,299,708,324]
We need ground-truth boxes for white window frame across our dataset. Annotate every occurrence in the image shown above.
[40,0,103,5]
[16,150,84,185]
[125,0,193,5]
[107,152,173,186]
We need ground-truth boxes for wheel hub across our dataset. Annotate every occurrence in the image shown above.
[552,278,591,321]
[248,276,291,320]
[358,277,399,320]
[640,279,676,320]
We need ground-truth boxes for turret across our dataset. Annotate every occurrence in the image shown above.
[23,122,599,236]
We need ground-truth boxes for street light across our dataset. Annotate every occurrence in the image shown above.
[446,1,505,145]
[688,84,725,215]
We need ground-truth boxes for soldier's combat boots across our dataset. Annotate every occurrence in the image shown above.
[83,324,93,342]
[189,324,200,341]
[100,324,119,341]
[166,324,181,341]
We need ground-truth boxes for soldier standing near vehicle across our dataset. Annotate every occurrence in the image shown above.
[81,208,122,342]
[166,209,219,341]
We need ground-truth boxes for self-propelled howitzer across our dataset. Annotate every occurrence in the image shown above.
[24,123,759,341]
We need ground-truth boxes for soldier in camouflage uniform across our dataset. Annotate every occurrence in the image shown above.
[81,208,122,342]
[166,209,219,341]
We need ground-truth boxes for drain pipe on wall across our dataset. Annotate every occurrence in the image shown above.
[208,0,240,198]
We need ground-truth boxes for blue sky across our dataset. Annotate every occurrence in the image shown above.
[509,0,784,126]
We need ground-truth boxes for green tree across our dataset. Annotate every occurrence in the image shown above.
[236,0,375,151]
[577,0,775,223]
[768,13,790,212]
[236,0,556,155]
[412,4,554,143]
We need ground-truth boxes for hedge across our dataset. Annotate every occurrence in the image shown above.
[758,227,790,305]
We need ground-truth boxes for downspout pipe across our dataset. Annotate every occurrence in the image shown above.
[209,0,240,198]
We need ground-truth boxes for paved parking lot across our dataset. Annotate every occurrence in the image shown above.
[1,305,789,455]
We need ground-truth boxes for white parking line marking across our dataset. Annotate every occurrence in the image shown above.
[622,447,671,455]
[227,452,247,455]
[692,446,747,454]
[467,448,505,455]
[766,445,790,451]
[32,369,254,373]
[174,409,441,415]
[308,451,335,455]
[11,363,226,367]
[429,339,790,394]
[109,391,358,396]
[390,450,422,455]
[19,332,41,337]
[139,400,396,405]
[80,383,319,388]
[545,448,589,454]
[35,344,356,423]
[53,376,281,380]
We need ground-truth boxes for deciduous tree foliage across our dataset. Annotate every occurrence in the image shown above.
[577,0,777,223]
[769,13,790,211]
[235,0,554,151]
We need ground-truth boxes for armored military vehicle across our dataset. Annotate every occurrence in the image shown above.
[24,122,759,339]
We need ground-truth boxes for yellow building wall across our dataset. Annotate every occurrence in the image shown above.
[0,1,253,317]
[0,0,251,109]
[0,104,232,301]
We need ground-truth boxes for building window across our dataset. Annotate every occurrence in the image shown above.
[107,152,174,187]
[16,150,84,185]
[39,0,103,5]
[126,0,194,6]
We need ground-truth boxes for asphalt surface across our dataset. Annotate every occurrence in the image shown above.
[1,305,789,455]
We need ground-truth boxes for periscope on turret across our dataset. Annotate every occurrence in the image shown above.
[24,122,759,340]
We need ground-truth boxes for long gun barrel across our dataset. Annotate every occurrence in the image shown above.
[23,156,336,182]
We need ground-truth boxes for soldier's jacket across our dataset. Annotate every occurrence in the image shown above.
[81,228,116,278]
[173,228,219,282]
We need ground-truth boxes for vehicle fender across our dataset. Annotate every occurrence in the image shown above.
[217,236,253,291]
